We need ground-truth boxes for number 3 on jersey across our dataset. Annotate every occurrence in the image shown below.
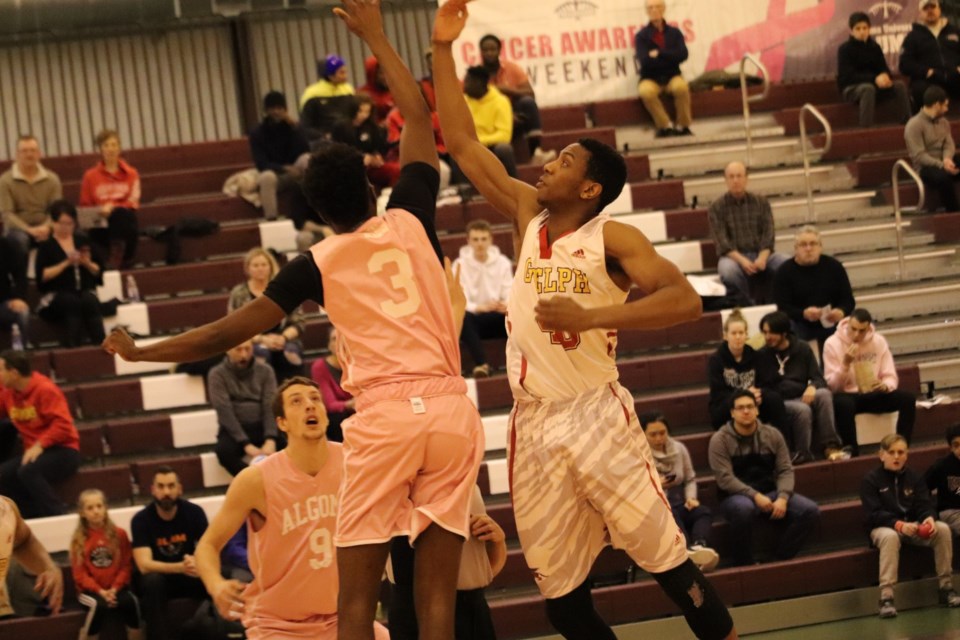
[368,248,422,318]
[308,527,334,570]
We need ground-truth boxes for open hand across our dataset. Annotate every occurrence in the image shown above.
[432,0,471,44]
[333,0,385,41]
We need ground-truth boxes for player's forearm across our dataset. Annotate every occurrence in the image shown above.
[15,532,58,577]
[195,539,225,594]
[128,323,235,363]
[432,43,481,155]
[586,285,701,331]
[138,559,185,575]
[486,540,507,577]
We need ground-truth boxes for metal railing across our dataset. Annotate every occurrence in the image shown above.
[798,104,833,223]
[891,159,925,282]
[740,53,770,166]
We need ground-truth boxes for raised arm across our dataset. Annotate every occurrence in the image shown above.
[8,497,63,614]
[432,0,539,225]
[334,0,437,171]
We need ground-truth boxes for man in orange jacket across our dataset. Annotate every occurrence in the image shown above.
[0,349,80,517]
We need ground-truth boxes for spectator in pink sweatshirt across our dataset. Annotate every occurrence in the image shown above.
[309,327,353,442]
[824,308,916,456]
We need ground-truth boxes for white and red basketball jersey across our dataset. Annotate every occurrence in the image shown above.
[506,212,628,401]
[309,209,460,395]
[0,499,15,618]
[243,446,342,637]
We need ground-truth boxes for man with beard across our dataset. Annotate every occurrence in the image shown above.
[130,466,210,640]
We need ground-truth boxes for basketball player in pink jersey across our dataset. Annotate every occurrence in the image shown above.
[432,2,736,639]
[105,2,482,639]
[195,377,388,639]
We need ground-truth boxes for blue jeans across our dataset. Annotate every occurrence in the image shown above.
[671,502,714,547]
[720,491,820,565]
[717,251,787,305]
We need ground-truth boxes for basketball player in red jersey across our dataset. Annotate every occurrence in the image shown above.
[432,2,737,639]
[106,2,481,639]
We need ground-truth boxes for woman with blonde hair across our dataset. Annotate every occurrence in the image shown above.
[70,489,140,639]
[228,247,305,382]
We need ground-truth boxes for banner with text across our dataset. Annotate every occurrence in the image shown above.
[441,0,921,107]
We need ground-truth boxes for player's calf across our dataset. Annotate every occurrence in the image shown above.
[652,559,737,640]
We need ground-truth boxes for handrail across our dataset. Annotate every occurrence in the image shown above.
[798,103,833,224]
[739,53,770,166]
[891,160,925,282]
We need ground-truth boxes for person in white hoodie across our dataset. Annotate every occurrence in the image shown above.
[453,219,513,378]
[824,308,916,456]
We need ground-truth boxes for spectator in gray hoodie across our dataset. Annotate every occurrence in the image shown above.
[708,390,820,566]
[904,84,960,211]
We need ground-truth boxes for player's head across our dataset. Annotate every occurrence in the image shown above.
[946,424,960,458]
[464,66,490,99]
[479,34,502,66]
[536,138,626,217]
[639,411,670,449]
[150,465,182,511]
[274,376,329,440]
[879,433,908,471]
[303,141,376,232]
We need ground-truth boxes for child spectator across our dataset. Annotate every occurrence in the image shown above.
[70,489,141,639]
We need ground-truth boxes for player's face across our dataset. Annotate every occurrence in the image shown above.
[847,317,870,343]
[644,421,669,450]
[468,230,492,257]
[793,233,822,265]
[279,384,329,440]
[81,495,106,528]
[480,39,501,66]
[537,144,590,204]
[880,440,908,471]
[850,22,870,42]
[724,320,747,352]
[951,436,960,460]
[151,472,182,511]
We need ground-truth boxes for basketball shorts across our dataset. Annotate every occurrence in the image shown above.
[508,381,688,598]
[335,376,485,546]
[246,615,388,639]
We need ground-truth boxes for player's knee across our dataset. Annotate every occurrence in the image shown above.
[652,560,734,640]
[544,581,616,640]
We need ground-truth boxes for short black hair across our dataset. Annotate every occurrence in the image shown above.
[730,389,758,411]
[760,310,791,335]
[263,90,287,110]
[47,199,77,222]
[578,137,627,214]
[924,84,948,107]
[480,34,501,50]
[639,411,668,431]
[0,349,31,376]
[848,12,870,29]
[152,465,178,483]
[850,308,873,324]
[946,424,960,444]
[302,142,372,230]
[466,65,491,84]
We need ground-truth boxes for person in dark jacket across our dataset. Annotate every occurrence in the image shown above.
[331,94,399,190]
[635,0,692,137]
[0,235,29,344]
[249,90,311,221]
[898,0,960,112]
[924,424,960,536]
[838,12,911,126]
[707,309,788,440]
[708,390,820,566]
[860,433,960,618]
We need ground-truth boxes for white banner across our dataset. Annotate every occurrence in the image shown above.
[442,0,922,107]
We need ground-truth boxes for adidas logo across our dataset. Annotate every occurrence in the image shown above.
[571,249,585,258]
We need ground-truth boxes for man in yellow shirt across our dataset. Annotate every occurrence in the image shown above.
[462,66,517,178]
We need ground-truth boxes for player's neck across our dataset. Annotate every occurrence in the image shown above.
[545,208,592,240]
[286,438,329,476]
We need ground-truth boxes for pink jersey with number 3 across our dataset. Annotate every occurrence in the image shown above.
[309,208,460,394]
[506,212,628,402]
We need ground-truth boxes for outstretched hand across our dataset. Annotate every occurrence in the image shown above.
[433,0,471,44]
[103,327,139,362]
[333,0,385,40]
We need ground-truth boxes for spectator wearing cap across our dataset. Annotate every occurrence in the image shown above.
[460,65,517,178]
[300,54,356,141]
[359,56,395,124]
[248,91,312,222]
[899,0,960,111]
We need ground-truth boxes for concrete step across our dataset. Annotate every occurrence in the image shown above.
[884,318,960,357]
[859,281,960,321]
[775,221,934,256]
[685,165,855,205]
[918,357,960,391]
[844,248,960,289]
[616,113,785,153]
[647,138,805,178]
[769,191,878,225]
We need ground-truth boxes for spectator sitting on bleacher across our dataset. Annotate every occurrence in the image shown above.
[640,411,720,572]
[0,494,64,619]
[758,311,849,464]
[837,12,911,128]
[899,0,960,112]
[708,161,787,306]
[460,65,517,179]
[452,219,513,379]
[905,85,960,212]
[309,327,353,443]
[385,93,452,189]
[228,248,305,384]
[0,349,80,518]
[824,308,916,456]
[300,54,356,142]
[478,34,555,165]
[924,424,960,537]
[707,309,789,440]
[70,488,141,640]
[131,466,210,640]
[708,389,820,567]
[359,55,395,124]
[860,433,960,618]
[773,225,855,356]
[208,339,281,477]
[34,200,106,348]
[332,94,400,190]
[0,236,29,347]
[79,128,141,270]
[635,0,693,138]
[249,90,312,222]
[0,135,61,283]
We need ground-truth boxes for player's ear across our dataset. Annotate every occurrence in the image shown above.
[580,181,602,202]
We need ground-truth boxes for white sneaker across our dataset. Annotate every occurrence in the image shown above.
[531,147,557,165]
[688,545,720,572]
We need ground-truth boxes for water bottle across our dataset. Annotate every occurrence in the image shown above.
[126,274,140,303]
[10,324,24,351]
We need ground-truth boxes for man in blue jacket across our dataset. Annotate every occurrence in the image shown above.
[898,0,960,112]
[635,0,693,138]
